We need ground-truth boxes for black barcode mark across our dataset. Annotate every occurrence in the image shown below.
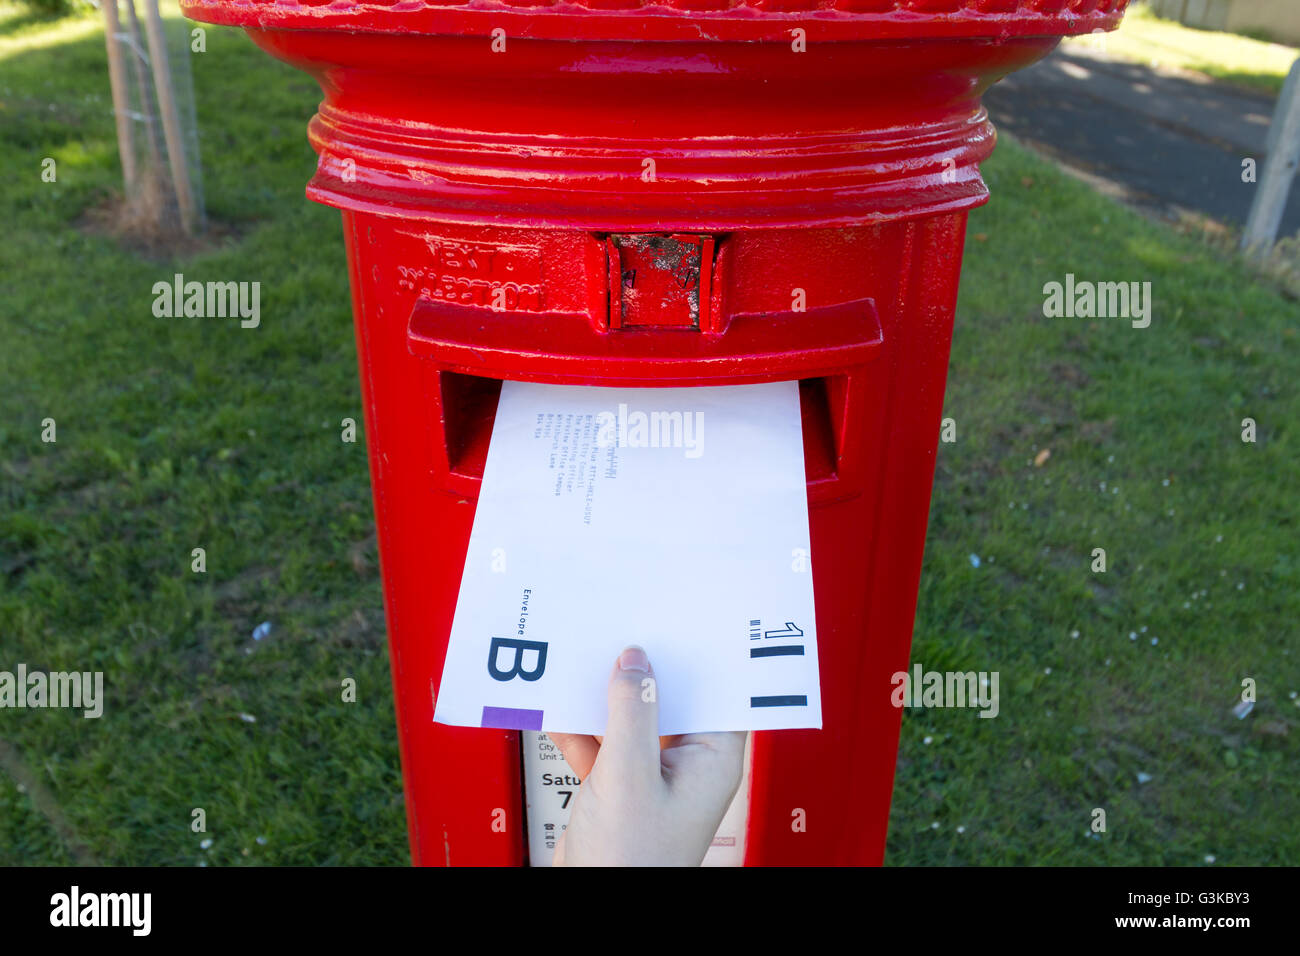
[750,645,805,658]
[751,695,808,708]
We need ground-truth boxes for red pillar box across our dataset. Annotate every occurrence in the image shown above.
[180,0,1129,865]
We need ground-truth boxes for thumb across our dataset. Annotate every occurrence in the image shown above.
[594,646,661,785]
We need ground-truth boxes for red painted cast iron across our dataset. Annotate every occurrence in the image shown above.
[179,0,1129,864]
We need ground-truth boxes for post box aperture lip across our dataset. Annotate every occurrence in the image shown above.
[406,296,883,386]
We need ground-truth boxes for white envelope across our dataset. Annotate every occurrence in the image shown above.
[432,380,821,736]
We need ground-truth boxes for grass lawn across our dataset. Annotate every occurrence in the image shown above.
[1068,3,1298,95]
[1,3,1297,866]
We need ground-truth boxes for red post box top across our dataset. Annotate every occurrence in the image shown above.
[181,0,1128,229]
[182,0,1126,42]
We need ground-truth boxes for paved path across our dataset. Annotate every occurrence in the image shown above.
[984,45,1300,236]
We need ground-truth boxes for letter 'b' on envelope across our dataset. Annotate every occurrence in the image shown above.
[432,380,822,736]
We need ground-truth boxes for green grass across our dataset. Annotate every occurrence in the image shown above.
[1,1,405,865]
[892,155,1299,865]
[1068,3,1298,95]
[1,4,1297,866]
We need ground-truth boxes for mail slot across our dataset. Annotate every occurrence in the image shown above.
[181,0,1130,865]
[433,372,842,488]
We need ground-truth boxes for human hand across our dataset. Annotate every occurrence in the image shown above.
[547,646,747,867]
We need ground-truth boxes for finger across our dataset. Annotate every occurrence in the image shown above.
[594,646,661,785]
[548,733,600,780]
[552,829,567,867]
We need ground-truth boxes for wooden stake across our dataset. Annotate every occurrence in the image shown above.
[122,0,166,192]
[101,0,137,192]
[142,0,199,235]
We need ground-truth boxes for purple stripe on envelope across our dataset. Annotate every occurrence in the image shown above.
[481,706,544,730]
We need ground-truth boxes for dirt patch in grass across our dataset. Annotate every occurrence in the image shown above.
[78,192,245,262]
